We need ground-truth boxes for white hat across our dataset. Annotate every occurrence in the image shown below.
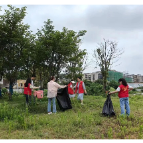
[71,81,75,83]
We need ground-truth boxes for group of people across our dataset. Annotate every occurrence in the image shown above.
[24,74,133,116]
[23,75,87,114]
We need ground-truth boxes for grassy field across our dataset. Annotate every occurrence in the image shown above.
[0,93,143,139]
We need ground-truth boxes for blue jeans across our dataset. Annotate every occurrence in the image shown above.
[47,97,56,113]
[77,93,84,100]
[120,97,130,115]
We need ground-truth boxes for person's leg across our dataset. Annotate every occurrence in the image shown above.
[81,94,84,104]
[33,94,36,103]
[52,97,57,113]
[120,98,125,115]
[48,98,52,113]
[29,95,32,104]
[125,97,130,116]
[25,94,29,105]
[78,93,84,104]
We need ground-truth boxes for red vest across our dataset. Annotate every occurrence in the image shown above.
[68,82,74,95]
[75,81,84,94]
[24,83,32,95]
[118,84,129,98]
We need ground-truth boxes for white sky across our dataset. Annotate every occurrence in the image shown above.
[1,0,143,76]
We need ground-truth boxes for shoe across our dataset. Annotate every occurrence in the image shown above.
[48,112,52,115]
[81,103,84,105]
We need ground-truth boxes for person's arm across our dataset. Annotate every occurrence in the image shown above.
[55,82,67,89]
[128,86,133,91]
[30,84,39,89]
[70,84,75,93]
[110,87,120,94]
[82,82,87,94]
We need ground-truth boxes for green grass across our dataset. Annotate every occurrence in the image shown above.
[0,93,143,139]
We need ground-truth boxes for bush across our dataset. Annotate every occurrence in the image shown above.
[109,80,119,89]
[94,79,103,85]
[86,82,103,96]
[13,92,20,96]
[44,89,47,97]
[132,88,136,92]
[1,88,8,96]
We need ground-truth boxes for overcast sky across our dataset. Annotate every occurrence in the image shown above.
[1,5,143,75]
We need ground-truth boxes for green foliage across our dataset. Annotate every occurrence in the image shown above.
[1,88,8,96]
[132,88,136,92]
[44,89,47,97]
[86,82,103,96]
[0,5,32,86]
[109,80,119,89]
[0,94,143,139]
[94,79,103,85]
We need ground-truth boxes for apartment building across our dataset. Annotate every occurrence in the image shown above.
[83,71,102,82]
[83,73,92,81]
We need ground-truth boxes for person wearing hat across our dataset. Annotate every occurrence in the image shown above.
[68,80,76,100]
[75,77,87,105]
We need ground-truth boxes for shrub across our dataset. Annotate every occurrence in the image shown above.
[86,83,103,96]
[109,80,119,89]
[132,88,136,92]
[44,89,47,97]
[94,79,103,85]
[1,88,8,96]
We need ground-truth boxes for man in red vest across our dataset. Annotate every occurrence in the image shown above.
[75,77,87,105]
[68,80,75,100]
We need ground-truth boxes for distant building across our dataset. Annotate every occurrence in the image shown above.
[0,77,9,88]
[83,71,102,82]
[13,80,26,89]
[108,70,123,82]
[83,73,92,81]
[137,74,143,83]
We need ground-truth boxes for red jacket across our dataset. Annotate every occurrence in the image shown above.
[24,83,32,95]
[75,81,84,94]
[118,84,129,98]
[68,82,74,95]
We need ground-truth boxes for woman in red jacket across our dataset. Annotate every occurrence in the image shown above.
[24,78,32,106]
[68,80,75,100]
[109,78,133,115]
[75,77,87,105]
[24,78,39,106]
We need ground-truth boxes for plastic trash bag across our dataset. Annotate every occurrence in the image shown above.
[102,94,115,116]
[56,87,72,111]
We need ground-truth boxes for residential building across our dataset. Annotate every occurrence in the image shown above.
[83,73,92,81]
[108,70,123,82]
[123,73,133,83]
[137,74,143,83]
[83,71,102,82]
[13,80,26,89]
[131,74,138,83]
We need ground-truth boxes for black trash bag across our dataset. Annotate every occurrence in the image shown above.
[56,87,72,111]
[102,94,115,116]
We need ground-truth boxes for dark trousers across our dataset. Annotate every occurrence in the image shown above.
[25,94,35,104]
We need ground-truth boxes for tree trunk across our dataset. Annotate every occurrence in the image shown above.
[9,81,13,100]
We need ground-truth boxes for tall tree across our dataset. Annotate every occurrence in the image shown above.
[93,39,123,93]
[36,20,87,87]
[0,5,32,97]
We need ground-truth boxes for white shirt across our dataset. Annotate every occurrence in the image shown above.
[116,85,133,91]
[31,80,34,86]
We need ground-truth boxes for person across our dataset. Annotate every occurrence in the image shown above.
[68,80,76,100]
[75,77,87,105]
[24,78,39,106]
[109,78,133,116]
[31,74,37,104]
[47,76,67,114]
